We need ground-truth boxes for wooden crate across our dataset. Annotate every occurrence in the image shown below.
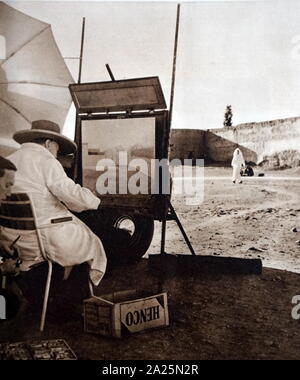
[83,290,169,338]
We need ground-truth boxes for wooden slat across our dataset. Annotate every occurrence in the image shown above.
[0,214,34,222]
[1,203,33,218]
[0,193,35,230]
[7,194,30,202]
[1,200,31,204]
[0,217,35,230]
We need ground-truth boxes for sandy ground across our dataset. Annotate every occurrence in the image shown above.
[148,166,300,273]
[1,166,300,360]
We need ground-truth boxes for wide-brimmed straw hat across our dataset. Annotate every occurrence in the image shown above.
[13,120,77,155]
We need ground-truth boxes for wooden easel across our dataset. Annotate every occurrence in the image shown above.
[160,199,196,256]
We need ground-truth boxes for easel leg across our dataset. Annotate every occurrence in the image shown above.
[160,218,167,255]
[168,201,196,256]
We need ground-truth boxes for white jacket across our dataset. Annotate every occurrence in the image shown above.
[1,143,107,285]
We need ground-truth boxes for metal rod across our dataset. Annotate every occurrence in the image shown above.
[160,218,167,255]
[0,97,31,124]
[169,3,181,129]
[40,261,53,332]
[74,114,82,184]
[168,200,196,256]
[105,64,116,81]
[78,17,86,84]
[1,25,49,65]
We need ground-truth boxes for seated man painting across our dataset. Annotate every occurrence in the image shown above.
[1,120,107,294]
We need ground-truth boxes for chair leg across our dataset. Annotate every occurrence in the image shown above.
[88,280,94,297]
[40,261,53,332]
[1,275,7,289]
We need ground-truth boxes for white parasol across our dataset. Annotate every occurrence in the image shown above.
[0,2,74,156]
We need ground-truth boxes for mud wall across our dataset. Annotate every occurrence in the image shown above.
[169,129,206,161]
[207,117,300,164]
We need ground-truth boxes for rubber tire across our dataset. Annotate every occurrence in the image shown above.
[101,210,155,265]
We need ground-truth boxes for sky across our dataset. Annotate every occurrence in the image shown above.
[7,0,300,138]
[82,118,155,153]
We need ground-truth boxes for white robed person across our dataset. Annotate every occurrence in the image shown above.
[1,120,107,286]
[231,148,245,184]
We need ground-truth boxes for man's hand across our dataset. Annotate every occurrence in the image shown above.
[0,258,20,276]
[0,240,14,258]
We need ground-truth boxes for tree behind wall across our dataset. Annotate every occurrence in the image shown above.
[224,105,233,127]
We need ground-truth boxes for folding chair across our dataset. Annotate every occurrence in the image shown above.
[0,193,94,332]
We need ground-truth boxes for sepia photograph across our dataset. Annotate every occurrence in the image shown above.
[0,0,300,363]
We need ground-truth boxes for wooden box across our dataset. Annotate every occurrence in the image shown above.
[83,290,169,338]
[69,76,171,221]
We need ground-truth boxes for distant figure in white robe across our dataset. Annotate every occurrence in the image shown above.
[231,148,245,184]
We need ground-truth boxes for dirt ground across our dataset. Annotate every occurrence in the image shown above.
[1,166,300,360]
[149,166,300,273]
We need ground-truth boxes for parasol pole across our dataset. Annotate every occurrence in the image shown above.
[160,4,181,257]
[78,17,86,84]
[169,3,181,129]
[73,17,86,183]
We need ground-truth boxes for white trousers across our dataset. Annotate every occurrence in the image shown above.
[232,165,242,182]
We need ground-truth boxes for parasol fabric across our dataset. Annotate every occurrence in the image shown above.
[0,2,74,156]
